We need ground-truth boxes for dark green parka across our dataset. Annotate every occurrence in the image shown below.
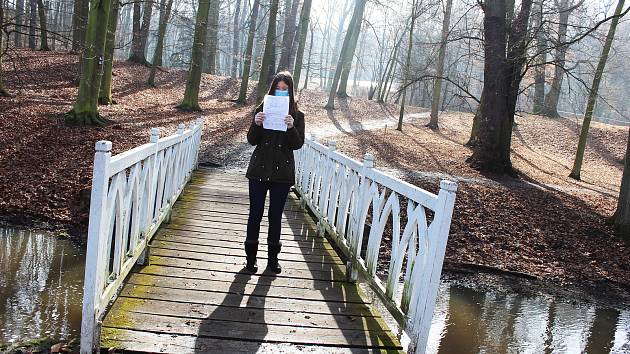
[246,104,305,185]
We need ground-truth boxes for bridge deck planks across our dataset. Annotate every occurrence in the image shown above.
[100,169,403,352]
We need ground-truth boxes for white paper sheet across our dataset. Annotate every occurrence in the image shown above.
[262,95,289,131]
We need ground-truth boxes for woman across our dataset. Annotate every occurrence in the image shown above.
[244,71,305,274]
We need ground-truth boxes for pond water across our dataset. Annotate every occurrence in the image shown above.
[425,283,630,353]
[0,227,84,345]
[0,227,629,352]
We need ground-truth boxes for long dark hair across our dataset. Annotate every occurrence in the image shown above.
[257,71,299,116]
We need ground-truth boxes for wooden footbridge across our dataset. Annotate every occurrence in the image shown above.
[80,120,457,353]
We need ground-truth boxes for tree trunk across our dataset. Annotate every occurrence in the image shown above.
[177,0,211,111]
[264,2,279,89]
[337,6,365,98]
[379,37,401,103]
[614,127,630,238]
[98,0,120,105]
[292,0,313,88]
[15,0,24,47]
[326,2,352,90]
[469,0,533,174]
[532,0,546,115]
[204,0,220,74]
[65,0,113,125]
[569,0,625,180]
[0,0,9,97]
[255,0,280,102]
[470,0,509,171]
[428,0,453,130]
[128,1,143,63]
[128,0,153,64]
[29,0,37,49]
[397,0,418,132]
[237,0,260,103]
[37,0,50,50]
[277,0,300,72]
[72,0,88,51]
[542,0,583,117]
[324,0,367,109]
[466,104,482,146]
[302,22,314,90]
[230,0,242,78]
[148,0,174,86]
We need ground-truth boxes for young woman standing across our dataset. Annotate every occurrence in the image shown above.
[244,71,305,274]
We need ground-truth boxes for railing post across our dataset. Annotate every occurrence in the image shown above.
[346,152,374,283]
[408,179,457,354]
[194,117,204,169]
[80,140,112,354]
[137,129,159,266]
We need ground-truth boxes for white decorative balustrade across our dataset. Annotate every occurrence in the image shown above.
[294,135,457,354]
[80,118,204,353]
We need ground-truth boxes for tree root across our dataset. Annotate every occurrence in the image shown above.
[127,55,151,67]
[176,102,202,112]
[98,97,118,105]
[64,109,112,126]
[425,122,439,131]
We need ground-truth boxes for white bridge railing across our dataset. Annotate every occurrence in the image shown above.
[294,135,457,354]
[80,118,204,353]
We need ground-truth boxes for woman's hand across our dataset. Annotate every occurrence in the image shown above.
[254,112,265,126]
[284,115,294,129]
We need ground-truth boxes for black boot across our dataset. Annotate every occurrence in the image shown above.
[244,241,258,273]
[267,242,282,274]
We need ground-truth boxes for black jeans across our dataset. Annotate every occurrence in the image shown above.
[246,178,291,247]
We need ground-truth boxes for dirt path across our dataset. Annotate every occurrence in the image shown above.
[203,112,430,172]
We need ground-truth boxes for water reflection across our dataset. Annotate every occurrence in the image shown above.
[1,226,629,353]
[427,283,630,354]
[0,228,84,344]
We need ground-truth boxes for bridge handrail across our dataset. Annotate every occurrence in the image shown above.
[294,135,457,354]
[80,118,204,353]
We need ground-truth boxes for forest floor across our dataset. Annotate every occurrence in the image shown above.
[1,50,628,295]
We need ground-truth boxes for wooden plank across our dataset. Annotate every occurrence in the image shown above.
[163,224,319,241]
[102,311,402,348]
[118,284,376,317]
[153,233,334,256]
[137,264,348,290]
[100,327,400,353]
[148,248,345,273]
[108,297,385,330]
[166,219,319,239]
[155,228,335,252]
[172,207,309,222]
[125,273,367,303]
[148,255,346,282]
[170,213,318,230]
[177,195,306,211]
[150,240,343,264]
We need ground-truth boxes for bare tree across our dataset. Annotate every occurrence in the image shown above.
[292,0,313,87]
[0,0,9,97]
[148,0,174,86]
[237,0,260,103]
[469,0,534,174]
[397,0,420,131]
[177,0,212,111]
[542,0,584,117]
[569,0,626,180]
[256,0,280,101]
[230,0,242,78]
[427,0,454,130]
[324,0,368,109]
[65,0,114,125]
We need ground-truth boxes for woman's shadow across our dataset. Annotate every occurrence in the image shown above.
[194,268,275,353]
